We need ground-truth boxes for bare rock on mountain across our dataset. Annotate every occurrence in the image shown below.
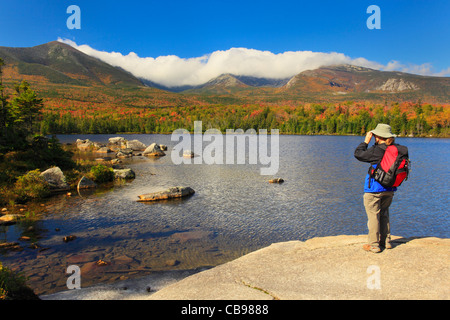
[377,78,419,92]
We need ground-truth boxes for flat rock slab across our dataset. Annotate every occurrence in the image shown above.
[148,235,450,300]
[138,187,195,202]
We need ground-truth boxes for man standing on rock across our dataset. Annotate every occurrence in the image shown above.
[354,124,402,253]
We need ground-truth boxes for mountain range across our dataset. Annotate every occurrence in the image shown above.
[0,41,449,104]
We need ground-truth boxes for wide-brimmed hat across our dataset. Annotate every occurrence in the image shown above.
[370,123,397,138]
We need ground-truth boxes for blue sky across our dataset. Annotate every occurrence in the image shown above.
[1,0,449,85]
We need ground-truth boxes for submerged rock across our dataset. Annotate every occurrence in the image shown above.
[95,157,112,161]
[170,230,212,243]
[137,186,195,202]
[63,235,77,243]
[0,241,22,251]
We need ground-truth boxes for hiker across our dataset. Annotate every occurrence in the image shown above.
[354,124,401,253]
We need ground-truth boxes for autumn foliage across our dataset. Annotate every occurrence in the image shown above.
[40,98,449,137]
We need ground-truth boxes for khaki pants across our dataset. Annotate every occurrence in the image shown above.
[363,192,394,247]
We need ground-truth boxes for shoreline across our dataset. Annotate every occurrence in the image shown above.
[40,267,210,300]
[40,234,450,300]
[51,132,450,139]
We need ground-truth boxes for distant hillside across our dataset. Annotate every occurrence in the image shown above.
[0,41,144,87]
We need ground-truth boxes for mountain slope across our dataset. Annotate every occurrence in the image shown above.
[0,41,144,87]
[282,65,450,102]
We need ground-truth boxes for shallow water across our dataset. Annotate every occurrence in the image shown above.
[1,134,448,296]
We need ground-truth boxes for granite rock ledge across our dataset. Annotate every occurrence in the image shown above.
[148,235,449,300]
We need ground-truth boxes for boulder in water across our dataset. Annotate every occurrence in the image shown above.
[113,168,136,180]
[143,143,166,157]
[126,140,147,151]
[137,186,195,202]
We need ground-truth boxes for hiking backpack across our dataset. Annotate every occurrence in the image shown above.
[368,144,410,188]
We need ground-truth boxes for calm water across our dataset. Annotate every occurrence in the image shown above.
[1,134,449,296]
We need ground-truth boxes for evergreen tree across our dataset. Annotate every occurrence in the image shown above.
[0,59,44,151]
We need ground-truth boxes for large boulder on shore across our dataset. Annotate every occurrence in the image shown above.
[137,186,194,202]
[143,143,166,157]
[40,167,70,191]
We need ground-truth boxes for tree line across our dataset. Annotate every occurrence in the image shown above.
[40,102,449,137]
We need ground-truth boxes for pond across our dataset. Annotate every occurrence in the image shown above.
[1,134,448,296]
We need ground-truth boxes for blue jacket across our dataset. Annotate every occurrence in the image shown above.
[355,142,397,193]
[364,164,397,193]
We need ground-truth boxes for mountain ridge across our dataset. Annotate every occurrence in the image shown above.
[0,41,448,104]
[0,41,144,87]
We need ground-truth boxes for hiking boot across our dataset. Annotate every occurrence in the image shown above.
[363,244,381,253]
[380,241,392,249]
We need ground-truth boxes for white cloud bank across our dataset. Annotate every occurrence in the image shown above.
[58,38,449,88]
